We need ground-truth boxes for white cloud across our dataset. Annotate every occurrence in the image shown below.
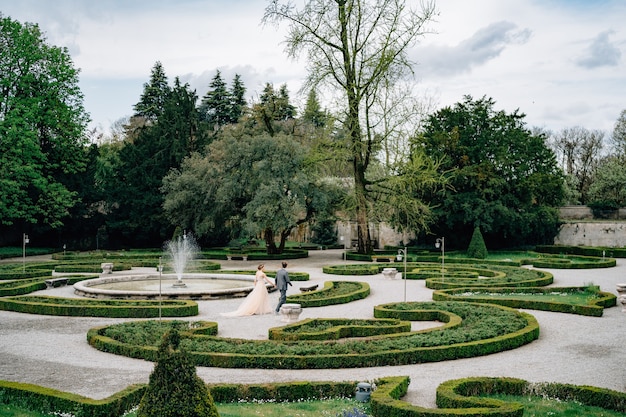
[576,30,622,69]
[1,0,624,134]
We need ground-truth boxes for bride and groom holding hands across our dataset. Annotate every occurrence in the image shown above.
[221,261,292,317]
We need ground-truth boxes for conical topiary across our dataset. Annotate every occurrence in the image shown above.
[137,329,219,417]
[467,226,488,259]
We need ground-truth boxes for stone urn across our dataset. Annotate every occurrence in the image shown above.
[279,303,302,322]
[382,267,398,279]
[617,284,626,312]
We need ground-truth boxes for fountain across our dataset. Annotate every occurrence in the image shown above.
[166,233,198,288]
[72,233,270,300]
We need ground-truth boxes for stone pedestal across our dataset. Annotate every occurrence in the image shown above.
[382,267,398,279]
[617,284,626,312]
[280,303,302,322]
[100,263,113,274]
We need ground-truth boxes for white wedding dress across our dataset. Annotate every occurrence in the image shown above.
[221,271,274,316]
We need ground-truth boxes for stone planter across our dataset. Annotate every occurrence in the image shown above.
[382,268,398,279]
[617,284,626,312]
[279,303,302,322]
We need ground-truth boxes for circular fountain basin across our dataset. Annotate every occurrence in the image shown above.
[74,273,261,300]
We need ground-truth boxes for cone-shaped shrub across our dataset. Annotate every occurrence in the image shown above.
[137,329,219,417]
[467,227,488,259]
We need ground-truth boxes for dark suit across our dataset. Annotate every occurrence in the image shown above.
[275,267,291,312]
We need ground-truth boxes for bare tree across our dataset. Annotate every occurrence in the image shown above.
[611,109,626,160]
[549,126,604,204]
[264,0,437,253]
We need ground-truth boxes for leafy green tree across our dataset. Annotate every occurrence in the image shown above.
[264,0,438,253]
[587,156,626,210]
[137,329,219,417]
[0,15,89,240]
[251,83,297,136]
[467,227,488,259]
[162,130,341,253]
[610,109,626,160]
[420,96,564,248]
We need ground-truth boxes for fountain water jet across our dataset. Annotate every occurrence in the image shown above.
[166,232,199,288]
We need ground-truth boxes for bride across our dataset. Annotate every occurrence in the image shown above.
[221,264,275,316]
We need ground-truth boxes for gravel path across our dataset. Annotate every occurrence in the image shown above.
[0,250,624,407]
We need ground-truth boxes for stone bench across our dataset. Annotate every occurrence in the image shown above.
[381,267,398,279]
[45,277,69,288]
[299,284,319,292]
[100,263,113,274]
[226,254,248,261]
[371,255,396,262]
[279,303,302,322]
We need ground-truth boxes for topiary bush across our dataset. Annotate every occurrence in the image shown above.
[137,329,219,417]
[467,227,488,259]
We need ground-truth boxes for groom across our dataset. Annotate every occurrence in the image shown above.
[275,261,292,314]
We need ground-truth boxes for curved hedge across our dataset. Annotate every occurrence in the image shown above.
[87,302,539,369]
[0,380,145,417]
[0,295,199,318]
[323,264,380,275]
[535,244,626,259]
[433,286,617,317]
[286,281,370,307]
[371,375,626,416]
[268,318,411,341]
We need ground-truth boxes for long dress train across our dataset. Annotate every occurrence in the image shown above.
[221,272,274,316]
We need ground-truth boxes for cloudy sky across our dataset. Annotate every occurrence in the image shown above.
[2,0,624,136]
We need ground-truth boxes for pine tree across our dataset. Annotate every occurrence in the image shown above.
[198,70,231,127]
[303,89,327,127]
[137,329,220,417]
[229,73,247,122]
[134,61,170,121]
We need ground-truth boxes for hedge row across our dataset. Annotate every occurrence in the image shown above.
[0,380,146,417]
[371,375,626,416]
[208,380,357,403]
[535,244,626,258]
[88,302,539,369]
[286,281,370,307]
[2,375,623,417]
[323,264,381,275]
[432,286,617,317]
[0,296,199,318]
[371,376,524,417]
[268,318,411,341]
[0,269,53,280]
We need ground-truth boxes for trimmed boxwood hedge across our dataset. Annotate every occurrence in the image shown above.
[0,380,146,417]
[433,286,617,317]
[268,318,411,341]
[0,296,199,318]
[2,375,623,417]
[371,375,626,416]
[286,281,370,307]
[87,302,539,369]
[535,244,626,258]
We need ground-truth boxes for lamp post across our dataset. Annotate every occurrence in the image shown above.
[397,247,408,302]
[435,237,445,283]
[158,257,164,322]
[22,234,29,273]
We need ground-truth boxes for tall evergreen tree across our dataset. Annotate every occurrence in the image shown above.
[229,73,247,122]
[303,89,327,128]
[133,61,170,122]
[198,70,231,127]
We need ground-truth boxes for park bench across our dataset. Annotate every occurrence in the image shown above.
[45,277,69,288]
[226,254,248,261]
[371,255,396,262]
[299,284,319,292]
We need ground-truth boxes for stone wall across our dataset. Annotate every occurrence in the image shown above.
[555,222,626,248]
